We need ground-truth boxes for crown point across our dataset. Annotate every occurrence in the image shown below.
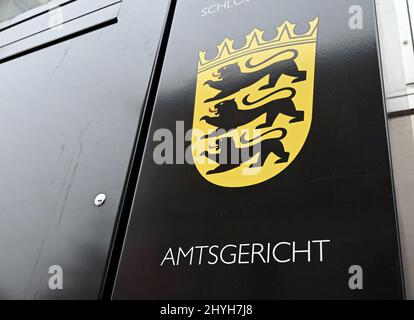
[276,21,296,41]
[308,17,319,34]
[199,51,208,67]
[215,38,235,59]
[244,28,265,49]
[309,17,319,25]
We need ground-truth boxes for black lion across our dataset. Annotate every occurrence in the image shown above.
[204,49,307,103]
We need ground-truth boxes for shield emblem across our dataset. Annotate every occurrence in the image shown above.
[192,19,319,188]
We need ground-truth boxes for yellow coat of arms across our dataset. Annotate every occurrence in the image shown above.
[192,19,319,188]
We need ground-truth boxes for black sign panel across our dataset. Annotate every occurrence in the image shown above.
[112,0,404,299]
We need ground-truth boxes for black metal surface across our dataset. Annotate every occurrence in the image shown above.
[0,0,169,299]
[101,0,177,300]
[112,0,404,299]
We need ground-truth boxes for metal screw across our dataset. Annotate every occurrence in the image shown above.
[94,194,106,207]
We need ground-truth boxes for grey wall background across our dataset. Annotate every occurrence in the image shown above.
[376,0,414,299]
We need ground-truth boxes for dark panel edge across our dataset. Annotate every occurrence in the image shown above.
[99,0,178,300]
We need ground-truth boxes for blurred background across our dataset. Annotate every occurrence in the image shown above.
[0,0,52,23]
[376,0,414,299]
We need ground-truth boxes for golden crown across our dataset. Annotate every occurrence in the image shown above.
[198,18,319,71]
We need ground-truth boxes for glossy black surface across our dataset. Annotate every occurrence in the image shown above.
[113,0,404,299]
[0,0,169,299]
